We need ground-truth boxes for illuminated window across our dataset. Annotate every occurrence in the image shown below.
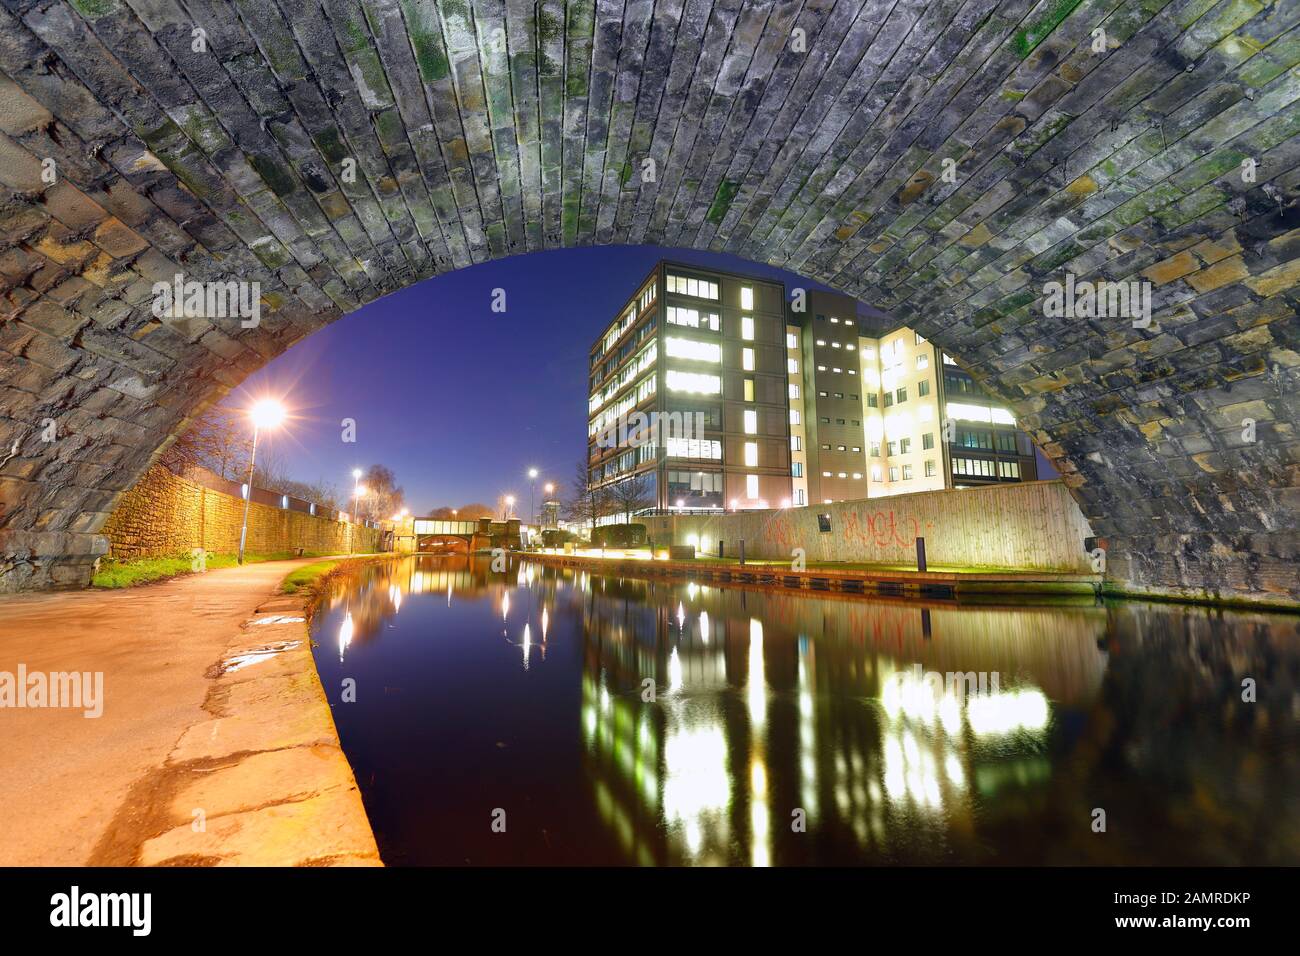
[744,442,758,466]
[789,383,800,399]
[667,306,720,331]
[916,353,929,370]
[871,466,882,482]
[744,378,755,401]
[741,287,754,310]
[788,358,798,374]
[786,332,797,349]
[790,435,802,451]
[667,273,719,300]
[746,474,759,499]
[852,472,862,480]
[666,370,721,394]
[743,409,757,434]
[741,316,754,341]
[666,438,722,459]
[665,336,721,363]
[742,347,755,371]
[789,409,801,425]
[795,489,805,505]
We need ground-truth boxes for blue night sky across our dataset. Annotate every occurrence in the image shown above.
[226,246,840,512]
[227,245,1052,513]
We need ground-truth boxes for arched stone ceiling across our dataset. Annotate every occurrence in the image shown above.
[0,0,1297,601]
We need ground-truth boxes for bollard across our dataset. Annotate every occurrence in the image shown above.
[739,539,746,566]
[718,540,724,559]
[915,536,927,572]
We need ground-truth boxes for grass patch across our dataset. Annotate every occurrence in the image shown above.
[92,550,333,589]
[280,560,343,594]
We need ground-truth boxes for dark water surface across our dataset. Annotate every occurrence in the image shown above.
[310,556,1299,866]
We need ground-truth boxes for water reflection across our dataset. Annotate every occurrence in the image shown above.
[312,556,1300,866]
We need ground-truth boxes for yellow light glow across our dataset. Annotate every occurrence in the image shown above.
[249,399,285,429]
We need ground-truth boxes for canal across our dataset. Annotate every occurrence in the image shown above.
[310,555,1299,866]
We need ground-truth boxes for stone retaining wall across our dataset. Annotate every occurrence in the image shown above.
[101,463,382,560]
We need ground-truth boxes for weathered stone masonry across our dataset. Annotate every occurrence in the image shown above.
[100,461,382,560]
[0,0,1296,602]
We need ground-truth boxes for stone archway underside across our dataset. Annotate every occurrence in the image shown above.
[0,0,1297,600]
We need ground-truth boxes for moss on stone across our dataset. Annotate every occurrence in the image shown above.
[1011,0,1086,58]
[705,179,740,224]
[314,127,350,164]
[68,0,118,19]
[246,153,298,198]
[412,29,451,82]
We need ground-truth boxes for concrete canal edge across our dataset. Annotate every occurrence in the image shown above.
[525,552,1102,599]
[89,556,389,867]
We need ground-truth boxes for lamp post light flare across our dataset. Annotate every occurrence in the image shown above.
[527,468,539,526]
[238,399,286,565]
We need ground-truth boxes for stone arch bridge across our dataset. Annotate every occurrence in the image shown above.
[0,0,1297,603]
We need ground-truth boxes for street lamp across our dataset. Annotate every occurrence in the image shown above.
[505,495,516,520]
[527,467,538,525]
[350,468,363,523]
[351,485,367,552]
[238,399,286,565]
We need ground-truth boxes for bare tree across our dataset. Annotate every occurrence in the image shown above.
[361,464,405,520]
[161,405,250,479]
[606,472,653,524]
[566,458,612,536]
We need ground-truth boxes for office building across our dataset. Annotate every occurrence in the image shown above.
[790,290,1038,503]
[587,262,793,516]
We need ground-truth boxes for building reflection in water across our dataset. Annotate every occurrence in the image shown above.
[578,573,1109,866]
[312,556,1300,866]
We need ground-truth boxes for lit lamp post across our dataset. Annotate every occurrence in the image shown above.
[527,467,538,525]
[505,495,516,520]
[351,485,367,553]
[238,399,286,565]
[350,468,363,523]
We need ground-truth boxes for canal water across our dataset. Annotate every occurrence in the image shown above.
[310,556,1299,866]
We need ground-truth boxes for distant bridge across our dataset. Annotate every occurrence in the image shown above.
[410,518,521,555]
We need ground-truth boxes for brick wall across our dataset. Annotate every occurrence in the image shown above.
[101,463,383,559]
